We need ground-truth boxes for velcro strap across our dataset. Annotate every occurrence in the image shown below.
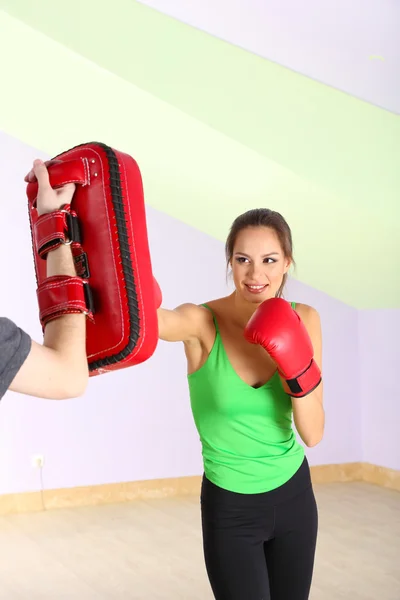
[284,359,322,398]
[34,205,82,258]
[37,275,94,328]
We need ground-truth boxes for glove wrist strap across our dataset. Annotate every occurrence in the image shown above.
[283,359,322,398]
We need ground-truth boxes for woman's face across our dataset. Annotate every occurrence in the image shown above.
[230,226,291,304]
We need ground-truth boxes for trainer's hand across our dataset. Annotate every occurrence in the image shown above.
[25,159,76,216]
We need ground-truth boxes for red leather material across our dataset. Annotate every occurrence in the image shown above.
[37,275,91,326]
[244,298,322,398]
[289,359,322,399]
[34,206,77,258]
[29,158,90,193]
[27,142,159,376]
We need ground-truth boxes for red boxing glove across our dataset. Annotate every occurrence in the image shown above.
[244,298,321,398]
[153,276,162,309]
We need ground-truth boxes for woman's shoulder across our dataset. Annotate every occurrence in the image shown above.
[201,296,232,317]
[291,302,322,335]
[291,301,319,317]
[173,301,213,323]
[202,297,224,309]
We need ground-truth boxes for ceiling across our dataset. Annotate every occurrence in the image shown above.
[0,0,398,309]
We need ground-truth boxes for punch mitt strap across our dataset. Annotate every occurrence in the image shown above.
[34,204,82,259]
[37,275,94,328]
[28,158,90,202]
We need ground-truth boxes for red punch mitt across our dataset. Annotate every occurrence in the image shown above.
[26,141,159,376]
[244,298,322,398]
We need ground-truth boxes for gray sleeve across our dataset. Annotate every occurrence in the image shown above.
[0,317,32,400]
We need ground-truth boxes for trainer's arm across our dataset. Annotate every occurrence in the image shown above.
[8,244,88,399]
[157,304,209,343]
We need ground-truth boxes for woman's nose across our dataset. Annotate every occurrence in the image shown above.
[249,263,264,279]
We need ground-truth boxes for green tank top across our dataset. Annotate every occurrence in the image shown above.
[187,302,304,494]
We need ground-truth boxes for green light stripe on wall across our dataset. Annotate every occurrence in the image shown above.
[1,0,398,213]
[0,8,398,309]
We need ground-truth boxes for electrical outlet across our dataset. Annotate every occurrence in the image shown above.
[31,454,44,468]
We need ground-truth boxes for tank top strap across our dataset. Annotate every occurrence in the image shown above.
[290,301,296,309]
[202,303,220,333]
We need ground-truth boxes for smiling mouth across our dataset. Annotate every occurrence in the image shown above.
[245,284,268,294]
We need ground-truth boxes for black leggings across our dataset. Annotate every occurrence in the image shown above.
[200,458,318,600]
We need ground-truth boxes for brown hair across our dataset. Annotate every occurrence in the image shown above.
[225,208,295,298]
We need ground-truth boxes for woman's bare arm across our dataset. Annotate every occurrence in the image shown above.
[290,304,324,447]
[157,304,210,344]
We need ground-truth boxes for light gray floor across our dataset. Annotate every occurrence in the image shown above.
[0,481,398,599]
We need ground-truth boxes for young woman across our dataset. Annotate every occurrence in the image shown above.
[157,208,324,600]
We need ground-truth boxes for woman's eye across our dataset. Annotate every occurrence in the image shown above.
[235,256,276,264]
